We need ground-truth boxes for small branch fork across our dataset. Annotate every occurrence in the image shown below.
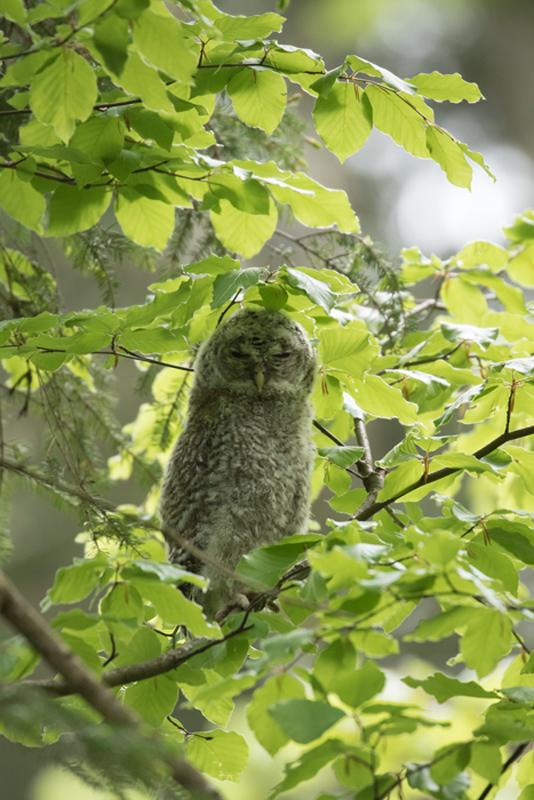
[357,419,534,521]
[352,414,386,519]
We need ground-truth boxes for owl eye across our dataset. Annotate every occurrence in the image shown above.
[231,350,247,359]
[277,351,293,359]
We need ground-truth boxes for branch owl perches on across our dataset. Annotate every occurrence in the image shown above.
[159,308,316,618]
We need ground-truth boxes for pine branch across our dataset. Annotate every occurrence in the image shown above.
[0,456,266,591]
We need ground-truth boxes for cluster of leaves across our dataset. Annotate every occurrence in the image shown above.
[2,1,534,799]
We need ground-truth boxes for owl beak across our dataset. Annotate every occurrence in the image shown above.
[254,363,266,393]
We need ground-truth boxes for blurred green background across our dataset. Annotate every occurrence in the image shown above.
[2,0,534,797]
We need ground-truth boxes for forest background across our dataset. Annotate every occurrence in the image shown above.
[1,0,534,798]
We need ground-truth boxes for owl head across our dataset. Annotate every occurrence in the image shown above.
[193,308,316,397]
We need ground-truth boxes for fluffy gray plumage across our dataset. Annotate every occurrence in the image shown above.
[159,307,316,616]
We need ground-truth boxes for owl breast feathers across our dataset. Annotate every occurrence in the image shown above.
[159,307,316,616]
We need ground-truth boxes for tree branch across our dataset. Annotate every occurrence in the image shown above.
[352,415,386,519]
[21,619,254,697]
[0,569,133,722]
[0,570,224,799]
[357,423,534,521]
[0,341,194,371]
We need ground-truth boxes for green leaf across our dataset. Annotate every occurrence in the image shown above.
[464,540,518,593]
[317,445,364,468]
[318,325,374,375]
[180,674,257,727]
[60,632,102,674]
[408,766,471,799]
[115,51,175,114]
[51,609,102,631]
[461,608,512,678]
[116,187,175,249]
[133,580,220,638]
[409,71,483,103]
[366,84,428,159]
[500,686,534,704]
[314,638,356,691]
[2,0,27,25]
[206,173,270,215]
[133,7,198,83]
[114,0,149,19]
[92,13,129,76]
[440,321,499,347]
[267,739,345,799]
[259,283,288,311]
[487,520,534,565]
[430,743,471,785]
[402,673,498,703]
[121,560,205,586]
[406,606,475,642]
[455,240,508,272]
[504,210,534,243]
[426,126,472,189]
[247,674,306,756]
[313,82,372,162]
[0,170,45,231]
[185,254,239,275]
[29,51,98,141]
[47,185,112,236]
[111,626,161,668]
[187,729,248,782]
[309,64,345,98]
[119,328,187,354]
[125,107,174,151]
[70,116,124,176]
[99,583,144,640]
[285,267,337,312]
[474,702,534,743]
[442,276,488,320]
[228,69,287,135]
[47,556,109,605]
[234,159,359,232]
[268,699,345,744]
[354,373,418,424]
[237,533,321,587]
[215,11,284,39]
[211,268,265,307]
[124,675,178,726]
[469,742,502,784]
[346,55,416,94]
[210,197,278,258]
[335,660,386,708]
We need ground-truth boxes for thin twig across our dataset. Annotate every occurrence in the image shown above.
[352,415,386,519]
[476,743,530,800]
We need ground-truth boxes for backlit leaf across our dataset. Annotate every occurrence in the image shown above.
[29,51,98,141]
[313,81,372,162]
[228,69,287,135]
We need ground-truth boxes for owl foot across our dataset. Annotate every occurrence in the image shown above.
[214,590,280,622]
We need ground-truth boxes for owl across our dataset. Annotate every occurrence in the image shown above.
[159,307,316,617]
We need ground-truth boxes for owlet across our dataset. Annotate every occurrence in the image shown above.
[159,307,316,616]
